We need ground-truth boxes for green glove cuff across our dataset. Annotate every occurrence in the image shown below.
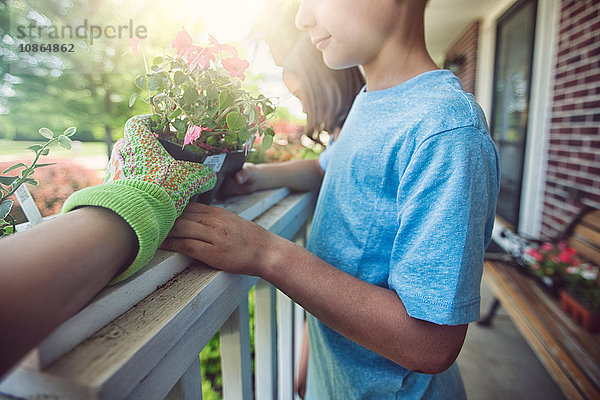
[61,179,177,285]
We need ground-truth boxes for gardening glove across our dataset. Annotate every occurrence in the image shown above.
[61,115,217,284]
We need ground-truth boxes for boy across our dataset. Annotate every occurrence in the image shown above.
[162,0,501,398]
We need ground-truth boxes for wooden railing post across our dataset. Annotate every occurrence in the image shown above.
[220,297,253,400]
[277,290,294,400]
[255,279,278,399]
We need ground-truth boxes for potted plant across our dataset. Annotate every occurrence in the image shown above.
[523,241,582,297]
[126,28,276,203]
[560,263,600,332]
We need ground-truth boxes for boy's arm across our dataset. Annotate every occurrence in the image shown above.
[0,207,137,377]
[161,203,467,374]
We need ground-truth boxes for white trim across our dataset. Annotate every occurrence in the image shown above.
[519,0,560,237]
[476,0,560,244]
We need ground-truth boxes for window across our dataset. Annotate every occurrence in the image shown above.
[490,0,537,230]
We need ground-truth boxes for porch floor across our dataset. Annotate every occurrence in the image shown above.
[458,279,566,399]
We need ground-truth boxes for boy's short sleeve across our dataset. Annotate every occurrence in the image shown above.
[388,126,499,326]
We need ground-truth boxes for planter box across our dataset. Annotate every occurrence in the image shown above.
[559,290,600,333]
[159,138,249,204]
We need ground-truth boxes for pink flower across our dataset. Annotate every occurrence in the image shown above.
[531,263,541,271]
[540,242,554,252]
[222,56,249,80]
[130,38,144,55]
[208,34,239,57]
[525,248,544,262]
[186,46,217,70]
[172,27,193,56]
[184,124,211,146]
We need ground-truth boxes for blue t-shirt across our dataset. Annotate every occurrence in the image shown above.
[305,69,500,399]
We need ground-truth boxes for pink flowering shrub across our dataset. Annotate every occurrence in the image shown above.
[0,160,101,221]
[524,241,583,279]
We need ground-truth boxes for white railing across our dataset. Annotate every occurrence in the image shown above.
[0,188,317,400]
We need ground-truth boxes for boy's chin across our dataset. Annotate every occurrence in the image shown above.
[321,52,360,70]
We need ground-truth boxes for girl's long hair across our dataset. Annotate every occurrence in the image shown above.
[283,35,365,144]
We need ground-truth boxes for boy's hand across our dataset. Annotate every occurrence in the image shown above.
[160,202,287,276]
[227,163,261,195]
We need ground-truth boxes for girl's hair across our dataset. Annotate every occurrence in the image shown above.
[282,35,365,144]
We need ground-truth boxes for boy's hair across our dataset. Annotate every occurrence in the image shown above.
[283,35,365,144]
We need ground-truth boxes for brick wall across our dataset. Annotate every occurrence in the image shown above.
[541,0,600,239]
[443,21,479,94]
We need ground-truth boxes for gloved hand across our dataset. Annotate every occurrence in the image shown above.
[62,115,216,284]
[104,115,216,214]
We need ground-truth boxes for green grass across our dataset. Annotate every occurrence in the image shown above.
[0,140,109,159]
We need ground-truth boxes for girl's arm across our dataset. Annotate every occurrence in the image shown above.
[0,207,137,377]
[230,158,324,194]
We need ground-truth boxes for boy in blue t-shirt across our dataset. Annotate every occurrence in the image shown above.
[162,0,500,398]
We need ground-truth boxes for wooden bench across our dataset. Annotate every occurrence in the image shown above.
[482,208,600,400]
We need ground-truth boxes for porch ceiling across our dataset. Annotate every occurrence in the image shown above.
[425,0,498,65]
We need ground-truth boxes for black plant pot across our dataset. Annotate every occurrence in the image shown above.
[159,138,248,204]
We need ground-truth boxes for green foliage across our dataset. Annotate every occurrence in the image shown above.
[0,126,75,237]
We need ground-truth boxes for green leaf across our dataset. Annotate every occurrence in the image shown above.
[129,93,137,108]
[25,178,39,186]
[169,108,182,119]
[135,74,147,89]
[153,56,163,65]
[34,163,56,168]
[261,133,273,150]
[40,148,50,156]
[26,144,43,152]
[3,163,27,173]
[238,128,251,141]
[0,200,13,220]
[174,71,187,85]
[0,176,18,185]
[183,87,198,104]
[147,74,163,91]
[172,119,187,134]
[63,127,77,137]
[39,127,53,139]
[226,111,245,132]
[207,86,218,101]
[218,92,232,111]
[248,107,257,125]
[58,135,72,150]
[224,133,237,143]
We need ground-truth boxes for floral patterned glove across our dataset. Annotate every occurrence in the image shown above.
[62,115,216,284]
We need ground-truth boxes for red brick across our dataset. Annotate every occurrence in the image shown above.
[589,166,600,175]
[568,139,585,146]
[577,152,595,160]
[581,127,599,135]
[577,37,596,49]
[584,73,600,84]
[570,114,587,122]
[576,176,594,186]
[576,9,599,25]
[571,89,589,98]
[591,140,600,149]
[583,100,600,109]
[575,64,592,74]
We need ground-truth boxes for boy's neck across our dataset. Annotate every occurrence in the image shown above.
[362,2,439,92]
[363,48,439,92]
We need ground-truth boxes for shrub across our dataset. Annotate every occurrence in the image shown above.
[0,159,102,222]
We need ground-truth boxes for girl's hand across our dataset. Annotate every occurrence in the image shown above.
[159,202,288,277]
[227,163,261,195]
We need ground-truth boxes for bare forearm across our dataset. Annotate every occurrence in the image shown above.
[0,207,137,376]
[263,240,467,374]
[255,159,323,192]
